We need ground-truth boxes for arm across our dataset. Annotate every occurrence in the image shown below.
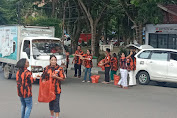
[103,56,111,65]
[126,51,133,59]
[52,68,65,81]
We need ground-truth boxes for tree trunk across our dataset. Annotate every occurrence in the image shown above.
[91,24,97,56]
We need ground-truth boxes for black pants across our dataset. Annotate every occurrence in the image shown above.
[49,94,60,112]
[74,64,81,76]
[105,67,110,82]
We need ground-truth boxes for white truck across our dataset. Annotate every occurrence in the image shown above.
[0,25,66,79]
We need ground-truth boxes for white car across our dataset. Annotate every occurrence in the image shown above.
[135,48,177,85]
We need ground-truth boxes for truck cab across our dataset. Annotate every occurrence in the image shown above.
[21,37,66,79]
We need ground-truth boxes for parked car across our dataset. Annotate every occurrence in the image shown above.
[135,48,177,85]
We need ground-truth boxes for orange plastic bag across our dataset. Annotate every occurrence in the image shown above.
[38,79,56,103]
[91,75,100,83]
[98,59,105,70]
[114,74,120,85]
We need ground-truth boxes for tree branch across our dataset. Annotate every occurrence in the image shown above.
[78,0,93,24]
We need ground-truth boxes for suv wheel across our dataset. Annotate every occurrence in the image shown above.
[137,71,150,85]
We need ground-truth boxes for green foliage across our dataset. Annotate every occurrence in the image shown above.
[0,0,17,25]
[24,16,62,37]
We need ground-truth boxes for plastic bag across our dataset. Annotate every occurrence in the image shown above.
[98,59,105,70]
[38,79,56,103]
[91,75,100,83]
[114,74,120,85]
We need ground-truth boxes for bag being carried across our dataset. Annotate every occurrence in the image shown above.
[38,79,56,103]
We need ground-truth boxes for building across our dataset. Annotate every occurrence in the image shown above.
[145,4,177,49]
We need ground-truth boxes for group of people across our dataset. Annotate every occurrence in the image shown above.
[16,45,136,118]
[16,55,65,118]
[72,45,137,89]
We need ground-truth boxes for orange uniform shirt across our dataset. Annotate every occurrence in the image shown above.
[111,57,118,71]
[16,68,34,98]
[41,65,65,94]
[74,50,84,65]
[104,53,111,67]
[83,54,93,68]
[127,56,136,71]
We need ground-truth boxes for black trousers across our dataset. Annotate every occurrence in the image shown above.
[105,67,110,82]
[74,64,81,76]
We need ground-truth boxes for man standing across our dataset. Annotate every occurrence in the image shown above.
[127,49,136,86]
[102,48,111,84]
[72,45,84,78]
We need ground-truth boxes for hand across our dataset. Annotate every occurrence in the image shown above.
[51,74,58,79]
[72,61,73,64]
[33,77,37,81]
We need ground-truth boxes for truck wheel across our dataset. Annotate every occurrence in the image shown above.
[4,64,12,79]
[137,71,150,85]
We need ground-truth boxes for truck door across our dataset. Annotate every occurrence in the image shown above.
[20,40,31,59]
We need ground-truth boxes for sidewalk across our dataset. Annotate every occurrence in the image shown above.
[68,64,105,74]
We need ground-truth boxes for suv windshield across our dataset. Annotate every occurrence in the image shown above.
[32,39,64,56]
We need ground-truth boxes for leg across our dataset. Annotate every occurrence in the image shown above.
[105,67,108,82]
[24,97,32,118]
[74,64,77,76]
[78,64,81,77]
[122,69,128,87]
[20,97,26,118]
[54,94,60,118]
[132,70,136,85]
[106,67,110,82]
[128,70,133,86]
[118,69,123,85]
[88,68,92,81]
[84,68,88,81]
[110,71,114,81]
[49,100,55,117]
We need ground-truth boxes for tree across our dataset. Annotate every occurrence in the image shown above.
[78,0,110,56]
[0,0,17,25]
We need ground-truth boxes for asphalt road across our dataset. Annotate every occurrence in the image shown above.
[1,68,177,118]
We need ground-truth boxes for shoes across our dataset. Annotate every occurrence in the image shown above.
[102,81,110,84]
[82,80,86,83]
[110,80,114,82]
[87,81,91,83]
[74,75,77,77]
[123,86,128,89]
[78,76,81,78]
[117,84,122,88]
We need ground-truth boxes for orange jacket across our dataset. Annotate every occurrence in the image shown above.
[83,54,93,68]
[111,57,118,71]
[127,56,136,71]
[104,53,111,67]
[74,50,84,65]
[16,68,34,98]
[41,65,65,94]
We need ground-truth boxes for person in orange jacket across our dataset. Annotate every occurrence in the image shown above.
[110,53,118,82]
[16,58,36,118]
[81,49,93,83]
[101,48,111,84]
[72,45,84,78]
[41,55,65,118]
[127,49,136,86]
[118,52,128,89]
